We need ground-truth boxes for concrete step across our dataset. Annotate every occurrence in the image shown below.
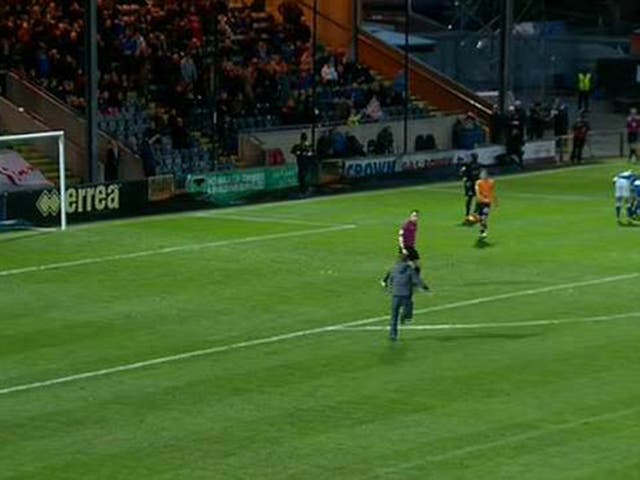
[7,144,80,185]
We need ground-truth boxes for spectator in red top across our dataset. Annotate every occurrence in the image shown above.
[570,112,590,164]
[627,108,639,162]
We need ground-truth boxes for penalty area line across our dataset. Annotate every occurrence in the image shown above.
[66,161,611,231]
[193,212,354,228]
[338,311,640,331]
[0,224,356,278]
[0,272,637,396]
[373,406,639,477]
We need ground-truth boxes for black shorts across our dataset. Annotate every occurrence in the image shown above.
[476,202,491,218]
[464,181,476,197]
[629,132,638,145]
[398,245,420,261]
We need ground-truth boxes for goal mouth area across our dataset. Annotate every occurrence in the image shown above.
[0,218,56,233]
[0,130,67,230]
[0,220,54,244]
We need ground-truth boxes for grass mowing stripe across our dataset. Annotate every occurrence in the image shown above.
[374,407,639,476]
[412,273,638,315]
[0,272,636,396]
[428,186,605,201]
[339,311,640,331]
[62,161,612,232]
[0,224,356,278]
[194,212,349,227]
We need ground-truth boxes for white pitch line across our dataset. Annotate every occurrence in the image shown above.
[0,315,377,396]
[375,406,639,476]
[194,212,348,227]
[64,161,612,231]
[425,407,639,463]
[428,186,605,202]
[0,228,55,240]
[407,272,639,317]
[0,224,356,278]
[339,311,640,331]
[0,272,636,396]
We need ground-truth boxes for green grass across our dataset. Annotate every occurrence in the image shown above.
[2,161,640,479]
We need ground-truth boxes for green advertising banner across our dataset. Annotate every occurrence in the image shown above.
[187,165,298,204]
[265,164,299,190]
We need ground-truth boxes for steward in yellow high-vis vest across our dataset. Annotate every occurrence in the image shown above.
[577,71,592,112]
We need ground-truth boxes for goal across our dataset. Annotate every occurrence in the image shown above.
[0,130,67,230]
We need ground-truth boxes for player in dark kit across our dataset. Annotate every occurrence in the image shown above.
[291,132,313,195]
[459,154,479,219]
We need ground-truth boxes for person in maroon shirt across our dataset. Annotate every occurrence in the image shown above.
[381,210,422,287]
[398,210,420,270]
[570,112,590,164]
[627,108,639,162]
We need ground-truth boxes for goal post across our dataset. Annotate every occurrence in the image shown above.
[0,130,67,230]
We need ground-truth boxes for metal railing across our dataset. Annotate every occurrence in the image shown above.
[557,129,625,163]
[4,72,143,181]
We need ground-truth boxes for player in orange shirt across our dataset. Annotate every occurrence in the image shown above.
[474,169,498,238]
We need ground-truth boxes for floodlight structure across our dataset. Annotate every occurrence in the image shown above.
[448,0,548,112]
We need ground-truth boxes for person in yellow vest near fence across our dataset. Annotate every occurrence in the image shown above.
[577,70,593,112]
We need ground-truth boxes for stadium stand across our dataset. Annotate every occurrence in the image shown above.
[1,0,216,178]
[1,0,436,179]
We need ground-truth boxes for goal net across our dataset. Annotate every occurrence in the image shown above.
[0,130,67,231]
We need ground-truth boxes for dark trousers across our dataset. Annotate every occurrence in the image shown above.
[465,195,475,217]
[629,134,638,160]
[0,192,6,221]
[390,295,412,340]
[578,91,590,111]
[571,138,586,163]
[297,166,307,194]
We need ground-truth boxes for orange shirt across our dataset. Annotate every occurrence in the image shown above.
[475,178,496,204]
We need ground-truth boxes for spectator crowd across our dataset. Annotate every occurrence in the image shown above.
[0,0,432,175]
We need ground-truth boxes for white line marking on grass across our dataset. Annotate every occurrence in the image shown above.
[194,212,350,227]
[408,273,639,317]
[426,407,639,462]
[67,162,612,231]
[376,406,639,475]
[0,224,356,278]
[428,186,604,202]
[0,315,377,396]
[339,311,640,331]
[0,228,55,240]
[0,272,636,396]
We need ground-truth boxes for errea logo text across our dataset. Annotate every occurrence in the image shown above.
[36,184,121,216]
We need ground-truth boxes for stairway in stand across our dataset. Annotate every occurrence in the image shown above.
[9,143,81,186]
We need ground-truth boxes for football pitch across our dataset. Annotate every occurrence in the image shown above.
[2,160,640,479]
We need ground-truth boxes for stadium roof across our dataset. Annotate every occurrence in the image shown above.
[364,25,437,52]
